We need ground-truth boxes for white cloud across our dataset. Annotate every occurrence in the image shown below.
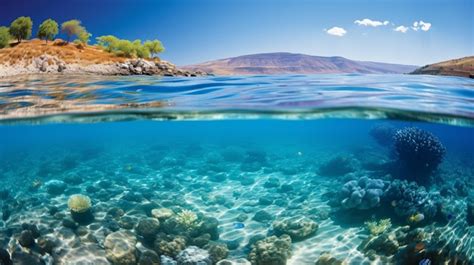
[394,25,409,33]
[354,18,390,27]
[412,20,431,31]
[325,27,347,37]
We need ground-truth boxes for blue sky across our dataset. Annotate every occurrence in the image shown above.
[0,0,472,66]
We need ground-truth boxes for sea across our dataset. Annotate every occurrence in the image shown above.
[0,74,473,265]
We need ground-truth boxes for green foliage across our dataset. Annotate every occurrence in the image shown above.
[0,27,11,48]
[9,16,33,43]
[96,35,164,59]
[144,40,164,57]
[96,35,119,52]
[61,19,89,44]
[365,218,392,236]
[38,19,58,43]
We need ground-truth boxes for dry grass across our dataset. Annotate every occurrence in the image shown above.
[0,39,160,66]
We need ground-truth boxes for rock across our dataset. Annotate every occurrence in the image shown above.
[11,251,42,265]
[37,236,56,254]
[248,235,292,265]
[216,259,251,265]
[62,218,79,230]
[206,243,229,263]
[161,255,178,265]
[44,180,67,195]
[263,178,280,188]
[18,230,35,248]
[358,233,399,256]
[0,248,12,265]
[104,230,137,265]
[136,218,160,241]
[138,250,160,265]
[151,208,174,220]
[252,210,273,223]
[176,246,212,265]
[191,233,211,247]
[273,218,318,241]
[155,236,187,258]
[467,201,474,226]
[198,217,219,240]
[315,252,344,265]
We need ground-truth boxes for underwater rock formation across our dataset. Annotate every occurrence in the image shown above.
[370,123,397,146]
[272,217,318,241]
[136,218,160,242]
[315,252,344,265]
[44,179,66,195]
[248,234,292,265]
[339,177,386,209]
[104,230,138,265]
[358,233,399,257]
[176,246,212,265]
[318,155,356,176]
[393,127,446,184]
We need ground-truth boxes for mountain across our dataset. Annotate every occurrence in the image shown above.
[182,52,418,75]
[411,56,474,78]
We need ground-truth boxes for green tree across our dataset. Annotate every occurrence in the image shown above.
[96,35,119,52]
[0,27,11,48]
[61,20,89,43]
[9,16,33,43]
[144,40,164,57]
[132,40,150,58]
[38,19,58,43]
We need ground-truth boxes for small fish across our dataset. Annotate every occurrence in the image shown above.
[419,258,431,265]
[414,242,425,252]
[126,165,133,171]
[233,222,245,229]
[297,151,303,156]
[391,200,397,207]
[409,213,425,223]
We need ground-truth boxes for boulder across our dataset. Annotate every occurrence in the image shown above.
[248,235,292,265]
[104,230,137,265]
[176,246,212,265]
[273,218,318,241]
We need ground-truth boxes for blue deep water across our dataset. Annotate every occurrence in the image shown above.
[0,74,473,265]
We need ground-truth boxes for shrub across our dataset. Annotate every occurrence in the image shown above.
[38,19,58,43]
[0,27,10,48]
[96,35,164,59]
[9,16,33,43]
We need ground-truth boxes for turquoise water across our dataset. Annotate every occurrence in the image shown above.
[0,74,473,265]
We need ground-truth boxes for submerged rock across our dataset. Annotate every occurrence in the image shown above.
[136,218,160,242]
[44,180,67,195]
[151,208,174,220]
[161,255,178,265]
[273,218,318,241]
[155,236,187,258]
[318,155,355,177]
[248,235,292,265]
[252,210,273,223]
[176,246,212,265]
[104,230,137,265]
[315,252,344,265]
[138,250,160,265]
[206,243,229,263]
[18,230,35,248]
[0,248,12,265]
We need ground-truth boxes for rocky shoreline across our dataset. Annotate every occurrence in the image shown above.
[0,54,208,78]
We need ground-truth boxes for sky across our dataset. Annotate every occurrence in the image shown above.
[0,0,472,66]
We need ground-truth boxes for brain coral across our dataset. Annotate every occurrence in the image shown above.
[68,194,92,213]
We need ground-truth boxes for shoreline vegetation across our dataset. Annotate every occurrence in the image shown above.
[0,17,207,78]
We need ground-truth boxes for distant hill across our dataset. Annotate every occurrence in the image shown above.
[411,56,474,78]
[182,52,418,75]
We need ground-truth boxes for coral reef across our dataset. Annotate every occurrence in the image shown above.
[248,235,292,265]
[67,194,93,224]
[365,218,392,236]
[272,217,318,241]
[339,177,386,209]
[393,127,446,184]
[383,179,439,221]
[176,246,212,265]
[104,230,137,265]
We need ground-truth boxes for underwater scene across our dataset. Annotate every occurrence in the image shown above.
[0,74,473,265]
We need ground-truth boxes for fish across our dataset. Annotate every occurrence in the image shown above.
[233,222,245,229]
[419,258,431,265]
[409,213,425,223]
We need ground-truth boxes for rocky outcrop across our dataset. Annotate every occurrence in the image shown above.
[0,55,207,78]
[104,231,137,265]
